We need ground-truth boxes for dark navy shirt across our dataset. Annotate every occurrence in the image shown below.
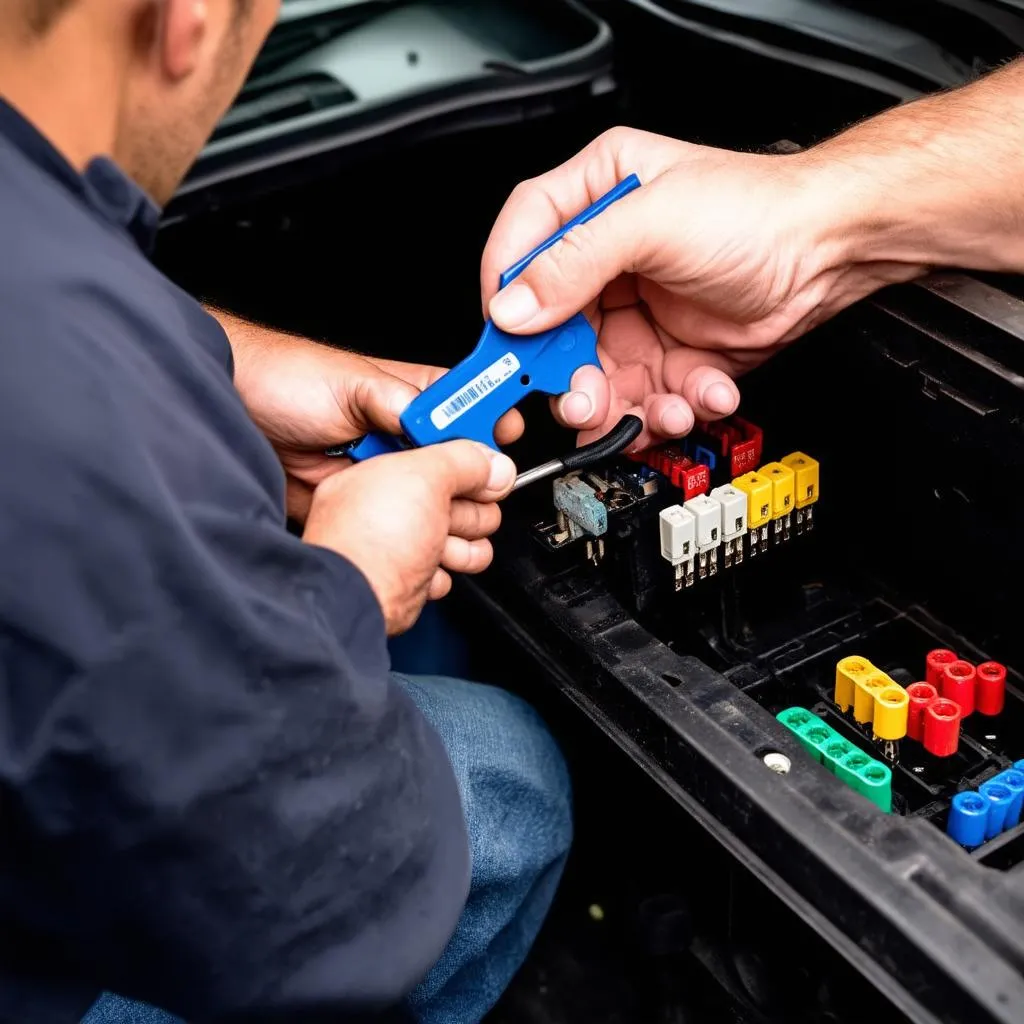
[0,98,469,1023]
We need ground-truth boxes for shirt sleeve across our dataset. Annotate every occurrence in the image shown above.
[0,312,470,1021]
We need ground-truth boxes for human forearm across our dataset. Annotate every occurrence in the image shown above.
[802,58,1024,273]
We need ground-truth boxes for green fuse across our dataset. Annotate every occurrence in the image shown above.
[798,721,834,764]
[836,749,871,791]
[822,738,854,776]
[856,760,893,813]
[776,708,818,756]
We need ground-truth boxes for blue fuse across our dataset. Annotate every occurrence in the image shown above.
[980,780,1015,840]
[947,791,989,849]
[991,769,1024,829]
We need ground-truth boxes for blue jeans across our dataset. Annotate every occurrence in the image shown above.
[83,611,572,1023]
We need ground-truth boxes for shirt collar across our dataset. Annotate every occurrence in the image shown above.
[0,96,160,253]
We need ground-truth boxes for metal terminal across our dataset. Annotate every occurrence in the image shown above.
[782,512,792,542]
[708,548,719,577]
[763,752,792,775]
[673,564,685,592]
[513,458,563,491]
[882,740,899,764]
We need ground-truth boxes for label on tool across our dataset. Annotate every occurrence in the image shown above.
[429,352,521,430]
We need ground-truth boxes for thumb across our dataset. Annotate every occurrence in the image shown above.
[487,195,643,335]
[344,364,420,436]
[405,440,517,502]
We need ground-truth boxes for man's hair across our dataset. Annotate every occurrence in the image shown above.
[25,0,75,35]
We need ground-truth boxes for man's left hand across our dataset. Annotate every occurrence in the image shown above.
[213,311,524,522]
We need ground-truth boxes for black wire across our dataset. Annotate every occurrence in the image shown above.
[560,414,643,471]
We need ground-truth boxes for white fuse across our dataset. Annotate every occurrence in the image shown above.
[659,505,696,591]
[683,494,722,579]
[710,484,748,568]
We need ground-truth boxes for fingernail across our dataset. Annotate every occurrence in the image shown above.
[660,403,693,436]
[702,382,737,415]
[490,283,540,329]
[558,391,594,426]
[487,453,516,492]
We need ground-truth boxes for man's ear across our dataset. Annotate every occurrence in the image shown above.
[160,0,208,80]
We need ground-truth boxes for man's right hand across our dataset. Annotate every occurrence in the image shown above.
[481,127,926,449]
[303,441,516,635]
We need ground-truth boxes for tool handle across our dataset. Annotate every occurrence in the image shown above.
[498,173,642,289]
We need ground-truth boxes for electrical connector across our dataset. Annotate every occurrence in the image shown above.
[992,769,1024,829]
[683,493,721,579]
[553,474,608,551]
[781,452,819,533]
[873,684,909,761]
[758,461,795,543]
[659,504,696,591]
[926,649,958,689]
[709,484,747,568]
[834,656,874,713]
[776,708,891,812]
[947,791,989,849]
[777,707,817,756]
[728,417,763,477]
[853,671,889,725]
[835,748,870,792]
[976,661,1007,717]
[980,780,1014,840]
[906,682,939,742]
[855,761,893,813]
[941,660,976,718]
[924,698,962,757]
[798,720,832,764]
[732,470,772,556]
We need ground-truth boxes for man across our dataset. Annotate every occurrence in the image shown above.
[480,60,1024,444]
[0,1,573,1022]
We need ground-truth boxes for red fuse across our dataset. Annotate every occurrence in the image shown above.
[923,698,962,757]
[925,648,957,688]
[941,660,976,718]
[976,661,1007,717]
[906,682,939,741]
[728,418,763,477]
[673,459,710,500]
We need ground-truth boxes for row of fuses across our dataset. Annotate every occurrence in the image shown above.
[777,707,892,811]
[657,451,819,588]
[947,763,1024,849]
[833,651,1007,757]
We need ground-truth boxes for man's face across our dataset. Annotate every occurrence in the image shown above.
[117,0,280,205]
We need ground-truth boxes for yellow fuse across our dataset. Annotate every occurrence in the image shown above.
[873,684,909,738]
[732,471,772,557]
[759,462,796,544]
[835,656,875,713]
[782,452,820,534]
[853,671,890,725]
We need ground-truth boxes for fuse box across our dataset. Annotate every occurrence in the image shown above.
[474,272,1024,1024]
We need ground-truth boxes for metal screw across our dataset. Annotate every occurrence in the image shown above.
[762,752,792,775]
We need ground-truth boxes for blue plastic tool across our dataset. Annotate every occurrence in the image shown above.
[947,791,988,849]
[336,174,642,462]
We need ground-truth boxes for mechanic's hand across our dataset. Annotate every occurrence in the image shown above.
[481,127,924,448]
[303,441,516,635]
[221,313,524,521]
